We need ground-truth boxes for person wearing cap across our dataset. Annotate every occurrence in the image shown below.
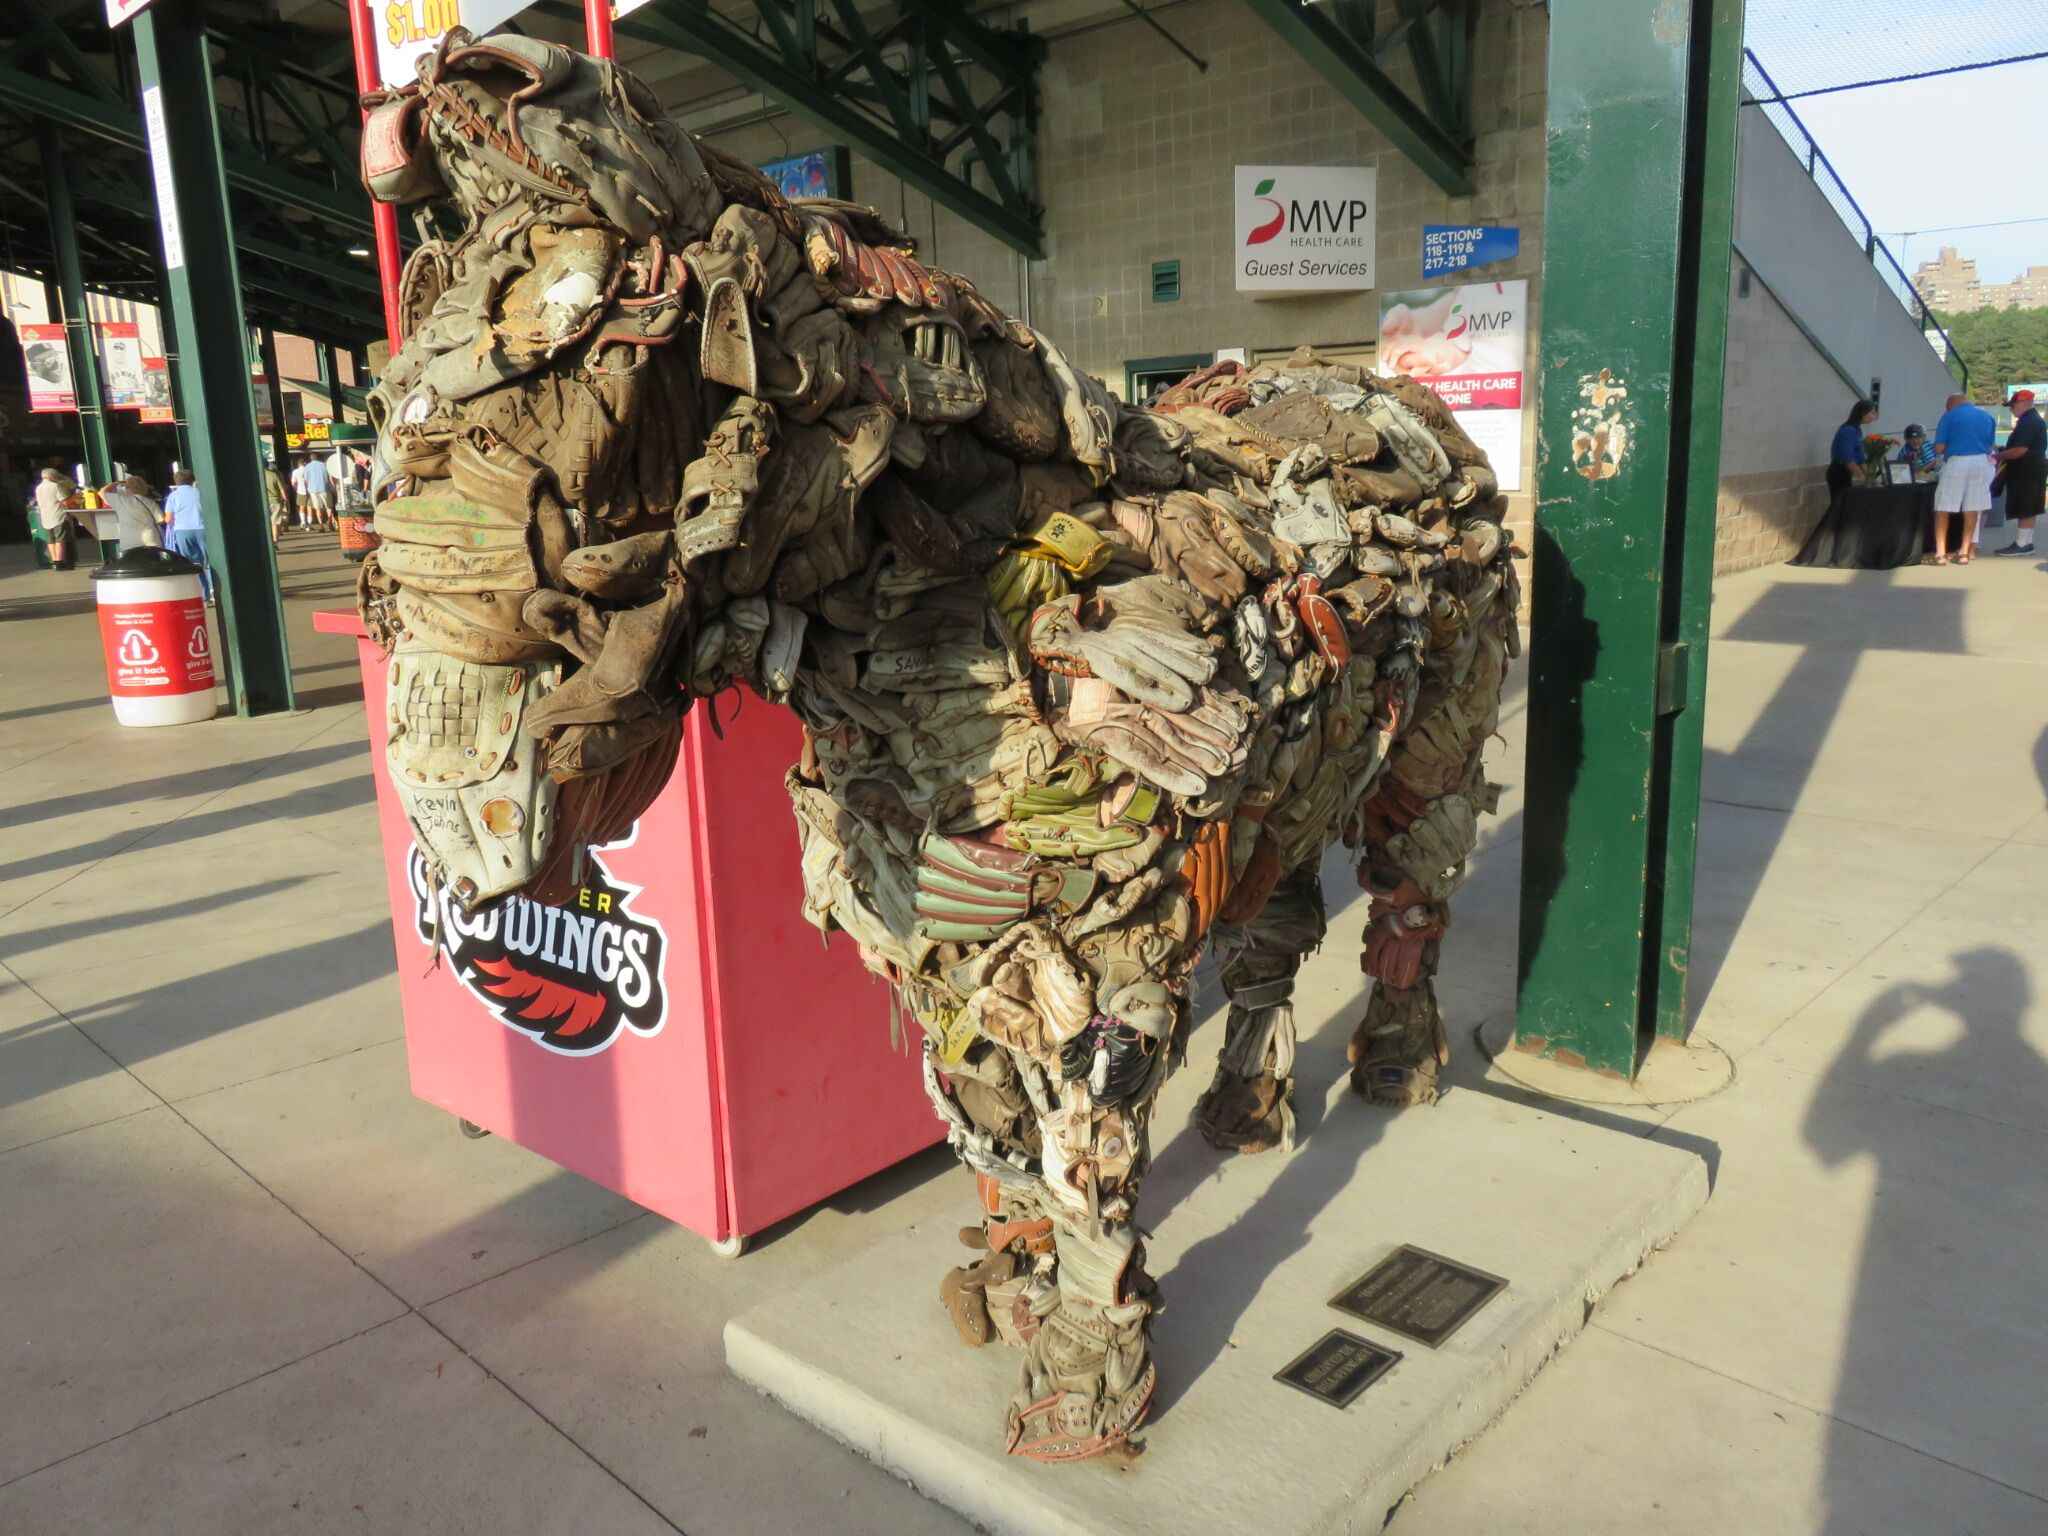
[1930,392,1998,565]
[98,474,165,552]
[1895,424,1935,479]
[33,466,84,569]
[1991,390,2047,556]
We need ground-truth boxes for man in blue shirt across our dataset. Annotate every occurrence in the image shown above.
[299,455,334,531]
[1991,389,2047,556]
[1931,392,1998,564]
[162,469,213,601]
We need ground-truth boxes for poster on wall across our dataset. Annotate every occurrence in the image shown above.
[760,148,847,201]
[137,356,173,421]
[20,323,75,412]
[1234,165,1376,294]
[1379,280,1528,492]
[99,322,149,407]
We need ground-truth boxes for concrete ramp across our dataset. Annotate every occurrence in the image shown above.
[726,1087,1709,1536]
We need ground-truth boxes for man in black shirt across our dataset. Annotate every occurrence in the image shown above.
[1992,389,2047,555]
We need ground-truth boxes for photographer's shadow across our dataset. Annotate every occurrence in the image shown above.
[1804,946,2043,1532]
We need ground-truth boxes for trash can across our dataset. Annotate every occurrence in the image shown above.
[91,547,217,727]
[337,505,379,563]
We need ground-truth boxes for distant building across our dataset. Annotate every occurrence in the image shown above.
[1912,245,2048,312]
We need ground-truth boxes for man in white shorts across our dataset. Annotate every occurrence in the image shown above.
[1931,392,1997,565]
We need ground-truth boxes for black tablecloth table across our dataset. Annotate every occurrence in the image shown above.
[1791,482,1937,570]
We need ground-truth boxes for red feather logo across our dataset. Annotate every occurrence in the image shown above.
[470,956,609,1039]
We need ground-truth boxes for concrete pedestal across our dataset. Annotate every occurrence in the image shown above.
[726,1086,1709,1535]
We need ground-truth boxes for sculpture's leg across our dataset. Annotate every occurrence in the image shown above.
[1348,626,1508,1107]
[1003,1127,1158,1463]
[1196,864,1327,1153]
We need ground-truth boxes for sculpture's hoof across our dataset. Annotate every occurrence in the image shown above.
[1194,1071,1293,1153]
[1003,1360,1156,1463]
[1349,1055,1442,1107]
[1346,985,1448,1107]
[939,1240,1028,1348]
[939,1261,995,1347]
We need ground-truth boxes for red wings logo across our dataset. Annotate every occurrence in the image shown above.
[408,838,668,1054]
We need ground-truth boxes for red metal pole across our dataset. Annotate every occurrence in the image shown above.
[346,0,406,353]
[585,0,615,59]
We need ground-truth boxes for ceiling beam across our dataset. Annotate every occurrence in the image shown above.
[1239,0,1473,194]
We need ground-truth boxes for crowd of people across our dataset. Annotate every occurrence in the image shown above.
[32,464,216,599]
[24,442,371,600]
[1828,388,2048,567]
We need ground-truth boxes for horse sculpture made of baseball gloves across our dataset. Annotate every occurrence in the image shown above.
[358,31,1518,1464]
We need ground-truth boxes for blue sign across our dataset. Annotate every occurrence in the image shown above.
[1421,225,1520,278]
[760,149,839,201]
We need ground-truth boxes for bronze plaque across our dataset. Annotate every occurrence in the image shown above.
[1273,1329,1402,1408]
[1330,1245,1507,1348]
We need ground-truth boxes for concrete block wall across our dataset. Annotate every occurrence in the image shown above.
[698,4,1913,583]
[1713,259,1851,571]
[703,0,1548,550]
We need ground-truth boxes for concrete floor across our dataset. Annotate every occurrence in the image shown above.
[1,538,2045,1533]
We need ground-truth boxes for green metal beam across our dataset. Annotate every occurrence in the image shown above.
[41,123,114,487]
[72,175,382,298]
[1652,0,1744,1040]
[0,63,371,230]
[1239,0,1472,195]
[1513,0,1744,1077]
[132,0,295,716]
[611,0,1045,257]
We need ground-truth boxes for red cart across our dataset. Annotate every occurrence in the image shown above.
[315,612,940,1254]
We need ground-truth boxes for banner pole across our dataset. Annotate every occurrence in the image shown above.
[347,0,406,352]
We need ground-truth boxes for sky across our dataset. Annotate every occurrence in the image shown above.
[1771,56,2048,284]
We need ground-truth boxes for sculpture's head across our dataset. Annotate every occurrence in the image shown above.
[352,31,1011,910]
[356,31,732,909]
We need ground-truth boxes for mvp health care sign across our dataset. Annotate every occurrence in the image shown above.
[1234,166,1376,294]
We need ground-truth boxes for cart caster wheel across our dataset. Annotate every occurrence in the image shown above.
[708,1234,748,1259]
[458,1118,491,1140]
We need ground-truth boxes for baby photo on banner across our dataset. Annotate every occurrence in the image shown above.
[1379,281,1528,492]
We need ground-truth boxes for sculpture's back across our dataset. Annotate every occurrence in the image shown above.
[360,31,1518,1462]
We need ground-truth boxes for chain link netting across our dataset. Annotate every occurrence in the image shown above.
[1744,0,2042,100]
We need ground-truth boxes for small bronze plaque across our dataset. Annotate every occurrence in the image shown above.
[1330,1245,1507,1348]
[1273,1329,1402,1408]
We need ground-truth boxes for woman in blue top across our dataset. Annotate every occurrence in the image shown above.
[1828,399,1876,498]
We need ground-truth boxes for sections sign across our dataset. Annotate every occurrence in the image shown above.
[1421,224,1519,279]
[1380,280,1529,492]
[1234,165,1375,294]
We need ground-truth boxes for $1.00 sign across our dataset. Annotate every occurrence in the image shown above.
[374,0,532,87]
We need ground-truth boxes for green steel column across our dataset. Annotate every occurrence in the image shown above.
[155,280,193,467]
[131,0,295,715]
[40,125,113,487]
[1513,0,1743,1077]
[1651,0,1745,1038]
[317,339,343,422]
[255,328,295,503]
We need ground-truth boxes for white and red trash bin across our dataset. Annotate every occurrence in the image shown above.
[314,610,940,1254]
[92,547,217,728]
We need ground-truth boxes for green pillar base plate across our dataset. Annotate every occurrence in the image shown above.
[1477,1016,1734,1108]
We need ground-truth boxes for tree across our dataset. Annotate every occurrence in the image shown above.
[1935,307,2048,405]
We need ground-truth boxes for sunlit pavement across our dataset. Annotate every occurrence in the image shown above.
[1,538,2044,1533]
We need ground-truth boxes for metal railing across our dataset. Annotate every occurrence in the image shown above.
[1741,48,1970,391]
